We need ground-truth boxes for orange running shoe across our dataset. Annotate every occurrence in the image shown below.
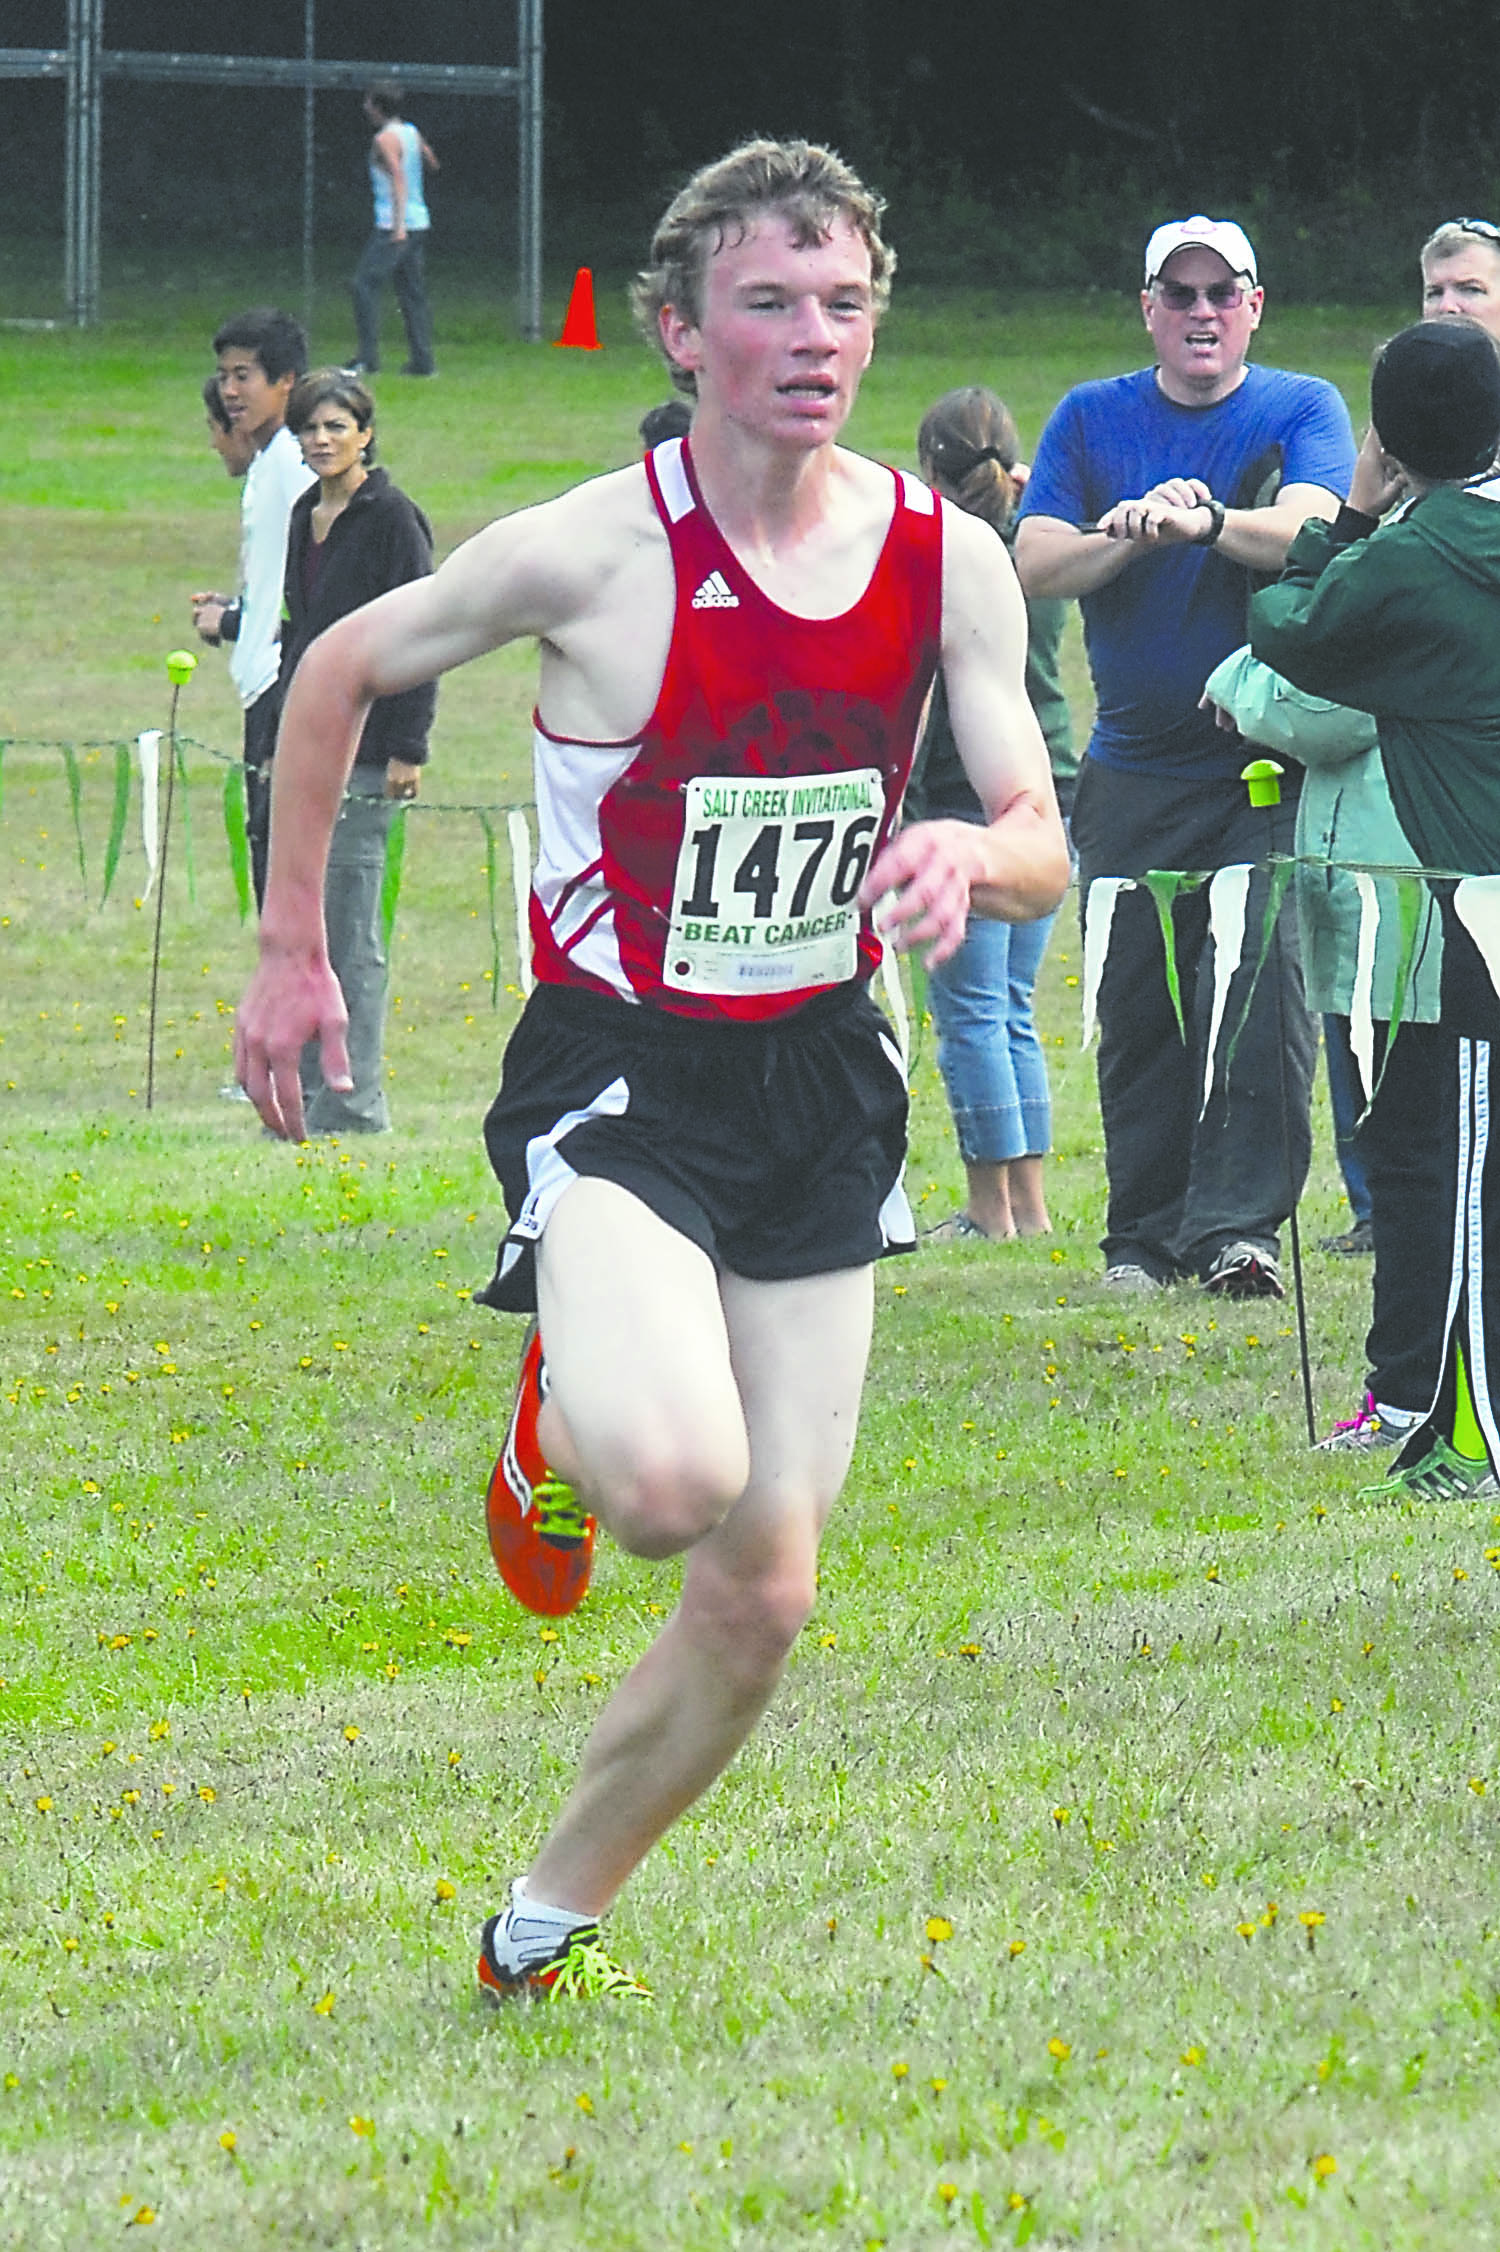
[477,1910,650,2002]
[486,1322,595,1616]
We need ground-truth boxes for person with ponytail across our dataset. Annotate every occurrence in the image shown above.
[910,387,1076,1241]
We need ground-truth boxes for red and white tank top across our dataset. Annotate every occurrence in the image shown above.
[529,434,944,1023]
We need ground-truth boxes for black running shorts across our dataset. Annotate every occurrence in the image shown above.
[475,981,915,1314]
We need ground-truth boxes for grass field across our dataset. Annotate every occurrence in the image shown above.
[5,278,1500,2251]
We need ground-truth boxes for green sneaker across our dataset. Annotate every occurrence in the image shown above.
[1359,1434,1499,1503]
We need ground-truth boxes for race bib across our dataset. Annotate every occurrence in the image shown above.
[663,768,885,997]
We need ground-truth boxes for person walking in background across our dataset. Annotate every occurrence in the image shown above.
[190,308,313,911]
[1016,216,1356,1299]
[909,387,1076,1242]
[278,369,436,1135]
[351,82,438,379]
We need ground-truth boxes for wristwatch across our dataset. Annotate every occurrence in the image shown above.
[1194,498,1227,546]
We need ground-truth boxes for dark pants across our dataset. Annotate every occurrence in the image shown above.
[243,684,280,914]
[1364,898,1500,1466]
[1358,1020,1450,1412]
[1073,757,1317,1279]
[1323,1012,1372,1224]
[352,230,435,374]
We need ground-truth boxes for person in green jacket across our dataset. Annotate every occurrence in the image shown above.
[1250,318,1500,1501]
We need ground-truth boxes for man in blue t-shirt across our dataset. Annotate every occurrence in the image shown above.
[1016,215,1356,1299]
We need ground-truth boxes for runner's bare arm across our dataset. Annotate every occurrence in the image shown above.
[862,504,1069,966]
[235,474,653,1138]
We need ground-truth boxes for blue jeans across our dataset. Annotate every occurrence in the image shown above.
[927,908,1056,1163]
[1322,1012,1372,1224]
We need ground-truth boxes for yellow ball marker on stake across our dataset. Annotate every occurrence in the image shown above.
[1239,753,1315,1440]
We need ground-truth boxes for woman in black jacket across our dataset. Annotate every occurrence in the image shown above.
[280,368,436,1133]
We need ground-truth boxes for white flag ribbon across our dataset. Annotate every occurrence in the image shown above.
[1454,876,1500,1010]
[877,922,912,1075]
[1201,864,1251,1118]
[507,808,535,998]
[1081,878,1135,1047]
[136,731,162,900]
[1350,872,1380,1100]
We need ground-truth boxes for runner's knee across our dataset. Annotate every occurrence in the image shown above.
[601,1430,751,1559]
[680,1542,819,1682]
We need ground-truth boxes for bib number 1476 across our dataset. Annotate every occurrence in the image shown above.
[663,767,885,997]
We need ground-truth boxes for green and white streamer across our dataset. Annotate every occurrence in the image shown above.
[1453,876,1500,1005]
[136,731,161,899]
[877,926,911,1075]
[1350,872,1380,1099]
[1081,877,1135,1048]
[1200,864,1251,1119]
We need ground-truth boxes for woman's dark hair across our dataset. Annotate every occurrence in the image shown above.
[286,367,378,464]
[917,386,1021,532]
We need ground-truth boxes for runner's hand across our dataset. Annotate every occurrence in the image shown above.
[234,949,351,1143]
[861,818,991,969]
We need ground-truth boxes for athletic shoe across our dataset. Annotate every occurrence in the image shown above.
[1320,1219,1374,1255]
[1359,1435,1499,1504]
[1103,1261,1167,1292]
[1314,1392,1416,1453]
[1202,1241,1285,1300]
[477,1913,650,2001]
[923,1210,990,1244]
[486,1324,595,1617]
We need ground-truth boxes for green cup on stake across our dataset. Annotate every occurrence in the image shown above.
[1241,756,1283,808]
[166,649,198,687]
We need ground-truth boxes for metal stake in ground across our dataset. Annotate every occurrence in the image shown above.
[145,650,197,1110]
[1241,756,1316,1444]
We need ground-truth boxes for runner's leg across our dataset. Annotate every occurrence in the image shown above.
[526,1258,874,1917]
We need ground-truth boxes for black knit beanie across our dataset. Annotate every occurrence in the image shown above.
[1371,320,1500,479]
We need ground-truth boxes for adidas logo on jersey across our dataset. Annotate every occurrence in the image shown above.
[691,571,739,610]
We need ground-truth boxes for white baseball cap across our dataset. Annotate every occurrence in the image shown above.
[1144,215,1258,285]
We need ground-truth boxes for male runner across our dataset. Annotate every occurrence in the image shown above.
[236,138,1068,1998]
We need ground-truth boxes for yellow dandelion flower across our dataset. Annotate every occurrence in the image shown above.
[219,2131,237,2154]
[925,1916,953,1943]
[576,2092,595,2116]
[34,1796,52,1814]
[1047,2037,1071,2061]
[1311,2152,1337,2181]
[1181,2045,1204,2066]
[198,1786,216,1804]
[937,2182,958,2205]
[349,2115,374,2138]
[1008,1939,1026,1958]
[129,2207,155,2226]
[434,1879,456,1903]
[343,1725,360,1742]
[313,1990,335,2015]
[1236,1921,1257,1941]
[891,2061,909,2080]
[1008,2191,1028,2211]
[1299,1910,1326,1931]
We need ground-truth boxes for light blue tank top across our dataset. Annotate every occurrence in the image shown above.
[370,120,429,232]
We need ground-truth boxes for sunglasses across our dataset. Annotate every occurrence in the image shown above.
[1447,216,1500,245]
[1154,279,1252,312]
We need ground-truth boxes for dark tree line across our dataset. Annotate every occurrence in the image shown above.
[11,0,1500,294]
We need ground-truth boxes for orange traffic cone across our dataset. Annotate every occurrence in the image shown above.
[554,267,601,350]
